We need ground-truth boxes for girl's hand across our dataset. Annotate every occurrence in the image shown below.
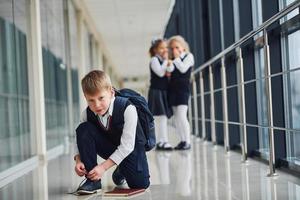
[162,51,169,60]
[75,162,87,177]
[165,72,171,77]
[173,49,180,58]
[87,164,106,181]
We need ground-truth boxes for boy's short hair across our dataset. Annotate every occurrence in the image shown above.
[81,70,112,95]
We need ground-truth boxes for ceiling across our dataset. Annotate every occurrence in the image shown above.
[84,0,174,87]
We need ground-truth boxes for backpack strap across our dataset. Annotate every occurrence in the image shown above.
[111,96,129,125]
[86,107,99,126]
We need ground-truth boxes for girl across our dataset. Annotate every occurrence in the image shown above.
[148,38,173,150]
[168,35,194,150]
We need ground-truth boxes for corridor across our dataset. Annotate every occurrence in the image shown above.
[1,135,300,199]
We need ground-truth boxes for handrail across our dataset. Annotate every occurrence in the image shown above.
[189,0,300,177]
[193,0,300,74]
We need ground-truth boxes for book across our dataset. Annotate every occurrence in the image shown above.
[103,188,145,197]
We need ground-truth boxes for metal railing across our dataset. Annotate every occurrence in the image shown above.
[190,0,300,177]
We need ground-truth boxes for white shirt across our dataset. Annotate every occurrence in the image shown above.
[75,97,138,165]
[150,55,174,77]
[172,52,194,73]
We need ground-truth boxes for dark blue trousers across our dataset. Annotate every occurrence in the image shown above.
[76,122,150,189]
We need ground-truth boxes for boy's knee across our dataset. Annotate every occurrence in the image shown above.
[127,176,150,189]
[142,179,150,189]
[76,122,95,138]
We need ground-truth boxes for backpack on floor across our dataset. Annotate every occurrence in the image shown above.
[115,88,156,151]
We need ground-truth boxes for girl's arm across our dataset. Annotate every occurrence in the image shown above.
[150,57,168,77]
[173,53,195,73]
[166,60,175,72]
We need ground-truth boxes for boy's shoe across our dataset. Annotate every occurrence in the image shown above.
[112,166,126,186]
[174,141,191,150]
[76,179,102,195]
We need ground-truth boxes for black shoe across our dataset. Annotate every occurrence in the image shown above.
[174,141,185,150]
[174,141,191,150]
[181,142,191,150]
[156,142,164,150]
[112,167,126,186]
[156,142,173,151]
[76,179,102,195]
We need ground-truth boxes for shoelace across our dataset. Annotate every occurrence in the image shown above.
[67,178,87,195]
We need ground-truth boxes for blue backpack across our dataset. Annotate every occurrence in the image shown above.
[115,88,156,151]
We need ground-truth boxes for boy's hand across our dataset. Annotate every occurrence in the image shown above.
[87,165,106,181]
[75,162,87,177]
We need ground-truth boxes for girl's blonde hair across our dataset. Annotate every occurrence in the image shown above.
[81,70,112,95]
[168,35,190,53]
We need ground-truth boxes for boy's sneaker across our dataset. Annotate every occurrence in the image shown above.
[112,166,126,186]
[76,179,102,195]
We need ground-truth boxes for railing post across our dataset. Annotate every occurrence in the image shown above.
[188,92,193,135]
[200,71,206,139]
[192,75,199,137]
[209,65,216,144]
[264,29,277,177]
[221,57,230,152]
[237,48,248,162]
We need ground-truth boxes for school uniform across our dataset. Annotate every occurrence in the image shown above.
[75,96,150,189]
[168,52,194,150]
[168,52,194,106]
[148,55,173,118]
[148,55,174,150]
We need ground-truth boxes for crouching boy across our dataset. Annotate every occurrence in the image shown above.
[74,70,150,194]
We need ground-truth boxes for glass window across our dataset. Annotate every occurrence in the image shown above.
[252,0,270,157]
[0,0,33,172]
[280,0,300,163]
[40,0,68,150]
[233,0,240,42]
[252,0,263,28]
[219,0,225,50]
[254,48,269,154]
[279,0,299,20]
[68,1,80,127]
[84,31,98,70]
[83,24,92,72]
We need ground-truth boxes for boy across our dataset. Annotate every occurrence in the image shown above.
[74,70,150,194]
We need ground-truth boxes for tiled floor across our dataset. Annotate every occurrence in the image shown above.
[1,137,300,199]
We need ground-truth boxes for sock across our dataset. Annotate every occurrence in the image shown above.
[154,115,168,143]
[172,106,184,141]
[176,105,191,144]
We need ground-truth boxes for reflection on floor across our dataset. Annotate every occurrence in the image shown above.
[1,137,300,199]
